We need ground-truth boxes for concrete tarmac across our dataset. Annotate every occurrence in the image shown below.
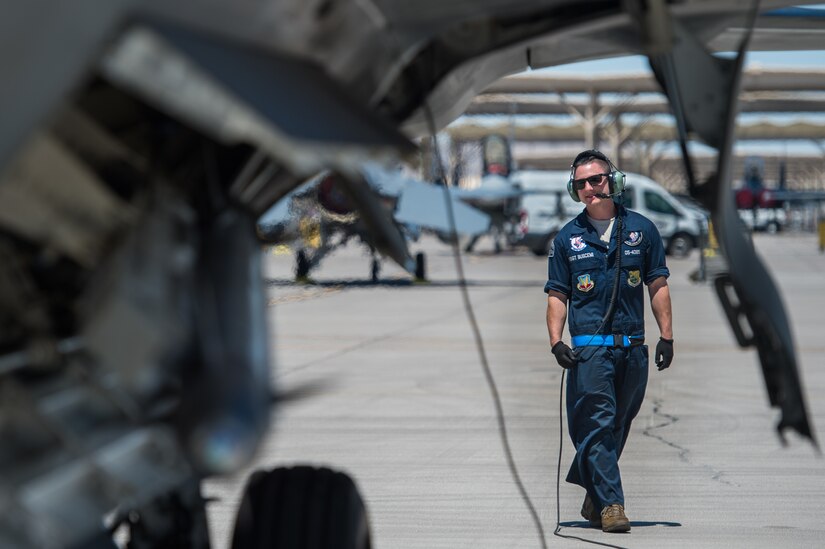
[206,232,825,549]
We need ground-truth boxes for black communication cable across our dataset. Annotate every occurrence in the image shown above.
[424,113,632,548]
[357,1,763,545]
[553,2,762,546]
[571,210,625,365]
[422,104,549,549]
[553,373,628,549]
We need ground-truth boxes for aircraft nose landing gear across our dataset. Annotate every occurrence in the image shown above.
[231,466,372,549]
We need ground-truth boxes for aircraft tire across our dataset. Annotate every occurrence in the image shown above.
[531,232,555,257]
[231,465,371,549]
[415,252,426,281]
[667,233,694,259]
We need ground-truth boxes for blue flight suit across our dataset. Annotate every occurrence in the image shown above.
[544,204,669,512]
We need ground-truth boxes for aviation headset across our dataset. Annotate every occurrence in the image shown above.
[566,149,626,202]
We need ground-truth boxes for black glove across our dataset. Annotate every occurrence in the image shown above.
[551,341,578,369]
[655,337,674,371]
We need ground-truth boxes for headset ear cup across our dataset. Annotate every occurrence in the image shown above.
[612,171,625,194]
[567,177,580,202]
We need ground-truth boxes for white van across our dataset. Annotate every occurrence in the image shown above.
[513,170,578,256]
[514,170,708,258]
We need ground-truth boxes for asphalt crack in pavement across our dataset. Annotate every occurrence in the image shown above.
[643,397,738,487]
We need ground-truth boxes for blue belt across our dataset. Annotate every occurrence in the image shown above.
[571,334,644,348]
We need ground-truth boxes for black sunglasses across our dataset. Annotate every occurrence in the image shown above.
[571,173,609,191]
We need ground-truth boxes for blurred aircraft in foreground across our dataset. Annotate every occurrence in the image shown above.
[0,1,819,547]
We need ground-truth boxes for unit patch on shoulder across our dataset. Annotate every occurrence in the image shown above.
[549,239,555,258]
[570,235,586,252]
[624,231,643,246]
[576,273,594,292]
[627,269,641,288]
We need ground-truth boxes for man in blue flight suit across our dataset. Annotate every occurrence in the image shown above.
[545,150,674,533]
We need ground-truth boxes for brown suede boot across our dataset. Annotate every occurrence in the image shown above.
[580,494,601,528]
[600,504,631,533]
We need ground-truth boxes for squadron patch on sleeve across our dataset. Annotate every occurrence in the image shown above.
[627,269,641,287]
[624,231,643,247]
[570,235,586,251]
[549,239,555,258]
[576,273,594,292]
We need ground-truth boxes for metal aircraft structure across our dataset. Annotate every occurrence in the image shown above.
[0,1,820,547]
[255,164,489,281]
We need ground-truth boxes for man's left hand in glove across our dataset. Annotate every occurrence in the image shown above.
[655,337,674,371]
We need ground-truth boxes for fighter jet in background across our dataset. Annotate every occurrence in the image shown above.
[0,1,819,547]
[454,136,523,253]
[256,164,489,281]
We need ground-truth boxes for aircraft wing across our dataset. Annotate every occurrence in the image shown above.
[361,163,492,234]
[395,180,491,236]
[453,186,560,203]
[764,189,825,202]
[453,187,525,203]
[360,163,413,199]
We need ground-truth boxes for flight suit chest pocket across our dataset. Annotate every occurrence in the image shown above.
[569,257,601,295]
[620,251,644,268]
[620,252,644,289]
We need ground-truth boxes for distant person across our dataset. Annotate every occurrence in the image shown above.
[544,150,674,533]
[745,164,762,191]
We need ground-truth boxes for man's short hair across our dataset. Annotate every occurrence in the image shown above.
[571,149,612,170]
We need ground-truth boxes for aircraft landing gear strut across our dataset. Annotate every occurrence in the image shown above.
[370,256,380,282]
[295,249,311,280]
[414,252,426,281]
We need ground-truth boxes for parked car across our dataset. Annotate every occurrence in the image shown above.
[621,176,709,257]
[512,170,578,256]
[738,207,786,233]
